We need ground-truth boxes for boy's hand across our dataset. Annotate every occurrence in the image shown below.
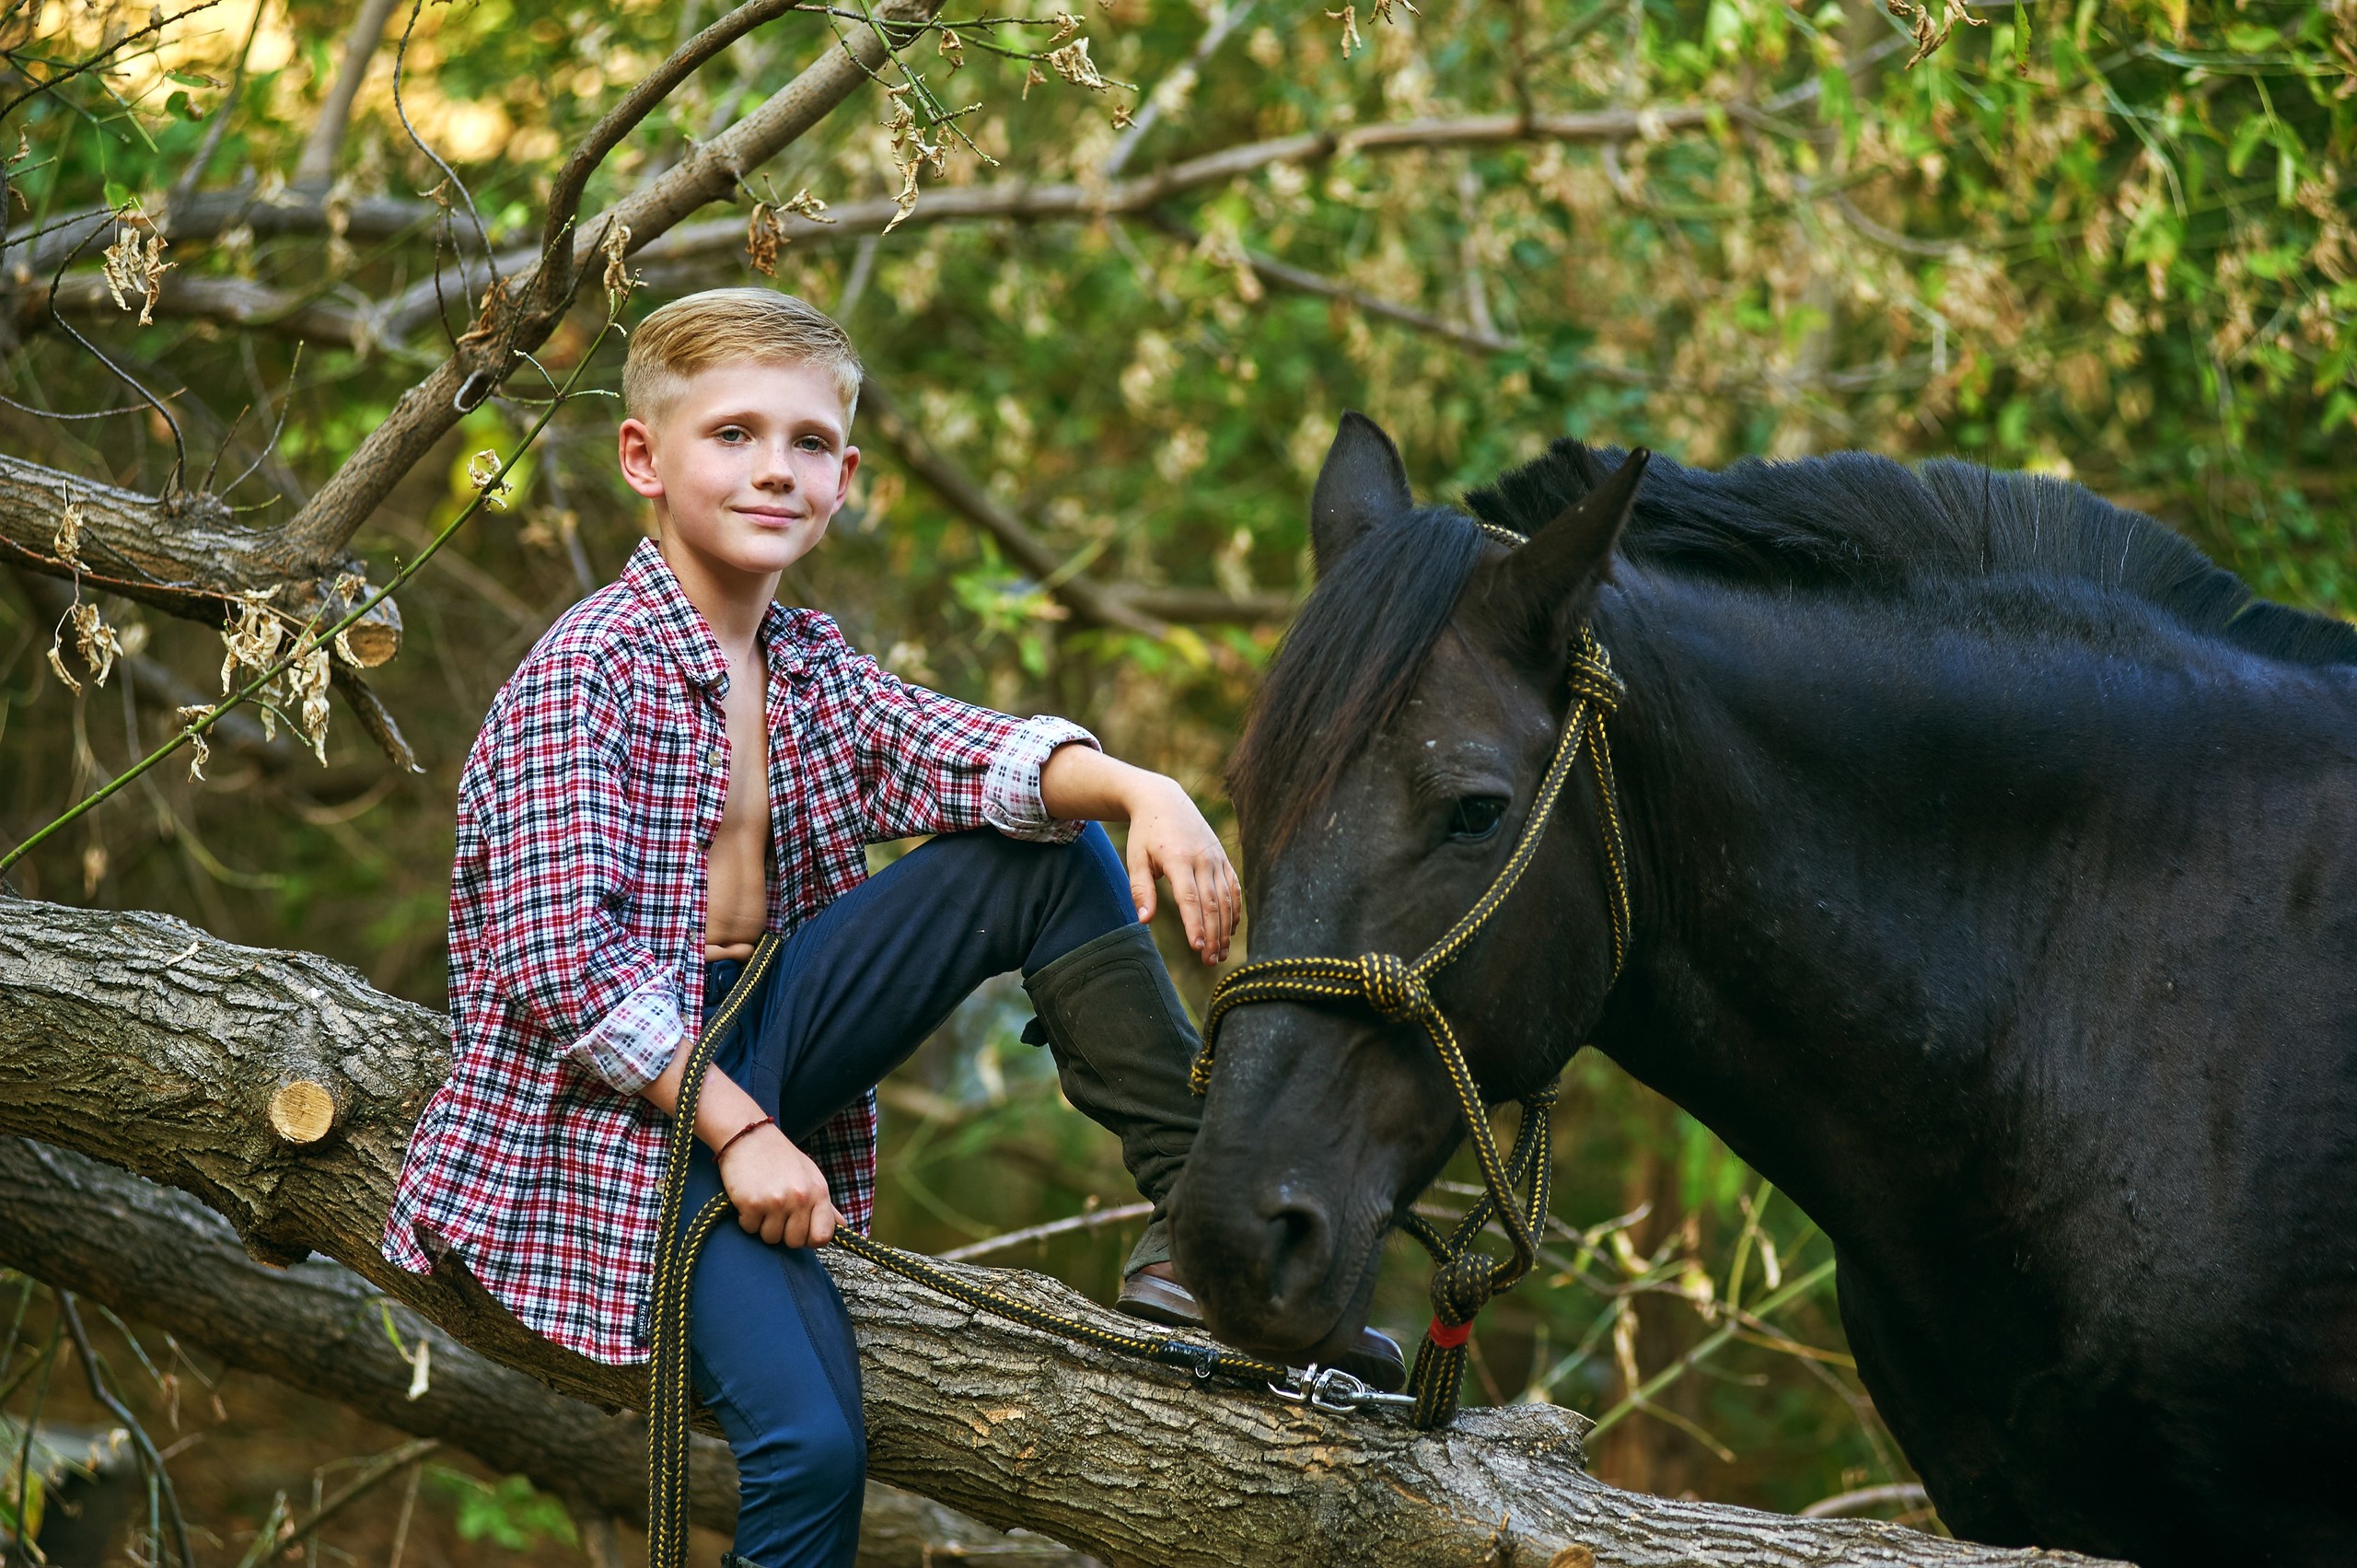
[718,1124,842,1248]
[1123,772,1241,965]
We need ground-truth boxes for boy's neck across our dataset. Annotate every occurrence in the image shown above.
[657,529,780,659]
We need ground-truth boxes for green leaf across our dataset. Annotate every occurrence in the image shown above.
[2227,112,2270,177]
[430,1471,577,1551]
[102,179,133,211]
[165,68,220,88]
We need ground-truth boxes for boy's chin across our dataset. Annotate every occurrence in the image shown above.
[670,522,823,578]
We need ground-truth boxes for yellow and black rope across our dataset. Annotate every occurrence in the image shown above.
[1199,623,1632,1431]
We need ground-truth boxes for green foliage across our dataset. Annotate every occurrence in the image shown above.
[425,1469,578,1551]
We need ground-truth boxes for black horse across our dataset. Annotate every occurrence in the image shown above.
[1173,413,2357,1567]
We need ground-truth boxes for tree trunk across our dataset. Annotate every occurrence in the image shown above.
[0,1136,1099,1568]
[0,899,2128,1568]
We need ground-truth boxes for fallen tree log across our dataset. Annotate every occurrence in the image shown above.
[0,1137,1098,1568]
[0,898,2129,1567]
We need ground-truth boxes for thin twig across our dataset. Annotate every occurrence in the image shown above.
[937,1202,1154,1262]
[170,0,273,207]
[234,1438,440,1568]
[58,1293,193,1568]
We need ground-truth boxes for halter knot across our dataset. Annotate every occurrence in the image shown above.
[1567,647,1624,714]
[1357,953,1427,1020]
[1429,1249,1497,1328]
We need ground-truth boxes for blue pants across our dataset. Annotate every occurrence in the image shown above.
[684,826,1135,1568]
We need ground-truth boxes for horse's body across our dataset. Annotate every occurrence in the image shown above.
[1174,417,2357,1567]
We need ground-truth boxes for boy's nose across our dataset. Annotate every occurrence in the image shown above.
[753,441,798,488]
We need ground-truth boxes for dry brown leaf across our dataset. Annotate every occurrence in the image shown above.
[746,203,785,276]
[100,202,171,326]
[1326,5,1364,59]
[219,592,284,695]
[176,704,214,781]
[69,601,121,688]
[52,497,84,569]
[286,640,332,765]
[600,222,638,308]
[1046,38,1110,91]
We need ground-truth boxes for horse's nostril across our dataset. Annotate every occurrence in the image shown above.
[1262,1191,1333,1305]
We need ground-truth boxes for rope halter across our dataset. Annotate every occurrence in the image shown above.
[1199,620,1633,1430]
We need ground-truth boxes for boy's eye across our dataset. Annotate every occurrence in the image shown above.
[716,427,749,443]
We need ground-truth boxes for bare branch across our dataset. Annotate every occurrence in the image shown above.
[1099,0,1257,180]
[857,377,1167,636]
[294,0,402,187]
[0,453,401,664]
[640,101,1736,262]
[538,0,807,291]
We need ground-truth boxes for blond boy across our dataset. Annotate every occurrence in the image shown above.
[382,290,1373,1568]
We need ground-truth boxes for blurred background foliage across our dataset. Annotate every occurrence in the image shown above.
[1,0,2351,1557]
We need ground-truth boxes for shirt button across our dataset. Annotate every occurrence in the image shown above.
[706,749,724,769]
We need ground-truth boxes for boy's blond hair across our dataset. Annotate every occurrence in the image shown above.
[622,288,864,424]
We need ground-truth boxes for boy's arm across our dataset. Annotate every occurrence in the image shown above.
[843,652,1097,842]
[479,654,682,1095]
[638,1048,841,1248]
[1039,744,1239,965]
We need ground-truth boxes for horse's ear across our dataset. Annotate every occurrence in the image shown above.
[1492,447,1650,650]
[1309,412,1413,575]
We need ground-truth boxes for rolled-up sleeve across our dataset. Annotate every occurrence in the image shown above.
[479,653,681,1094]
[563,977,684,1096]
[981,712,1097,842]
[846,654,1098,842]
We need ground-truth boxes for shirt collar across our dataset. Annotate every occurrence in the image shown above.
[621,540,810,691]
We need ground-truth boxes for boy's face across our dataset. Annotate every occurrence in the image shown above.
[618,359,860,586]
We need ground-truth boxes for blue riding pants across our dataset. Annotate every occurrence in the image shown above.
[681,824,1136,1568]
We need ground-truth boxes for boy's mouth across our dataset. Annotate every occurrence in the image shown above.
[734,505,806,525]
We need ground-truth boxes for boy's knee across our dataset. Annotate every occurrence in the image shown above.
[738,1403,865,1507]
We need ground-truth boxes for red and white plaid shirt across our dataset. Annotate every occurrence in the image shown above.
[383,540,1093,1364]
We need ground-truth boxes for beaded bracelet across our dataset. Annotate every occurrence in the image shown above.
[715,1114,775,1162]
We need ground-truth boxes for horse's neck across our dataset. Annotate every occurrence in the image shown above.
[1585,575,2357,1247]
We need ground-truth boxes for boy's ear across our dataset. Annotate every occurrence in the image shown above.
[1308,412,1412,575]
[618,417,664,501]
[1489,447,1650,654]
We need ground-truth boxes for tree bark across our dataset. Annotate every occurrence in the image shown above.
[0,453,399,667]
[0,1136,1100,1568]
[0,899,2129,1568]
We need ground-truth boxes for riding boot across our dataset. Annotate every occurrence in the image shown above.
[1021,925,1408,1394]
[1020,923,1202,1254]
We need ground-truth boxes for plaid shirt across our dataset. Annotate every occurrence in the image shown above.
[383,540,1094,1365]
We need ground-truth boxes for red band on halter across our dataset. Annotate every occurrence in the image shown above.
[1426,1316,1474,1350]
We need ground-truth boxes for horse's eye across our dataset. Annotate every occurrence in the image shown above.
[1449,796,1507,841]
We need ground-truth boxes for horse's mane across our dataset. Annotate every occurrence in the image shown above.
[1470,440,2357,668]
[1230,440,2357,854]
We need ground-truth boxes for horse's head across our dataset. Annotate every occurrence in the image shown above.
[1173,412,1647,1366]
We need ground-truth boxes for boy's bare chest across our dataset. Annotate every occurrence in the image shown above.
[704,669,772,952]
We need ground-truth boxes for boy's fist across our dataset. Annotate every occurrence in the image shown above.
[717,1124,842,1248]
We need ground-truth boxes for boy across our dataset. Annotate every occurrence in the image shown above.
[385,288,1403,1568]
